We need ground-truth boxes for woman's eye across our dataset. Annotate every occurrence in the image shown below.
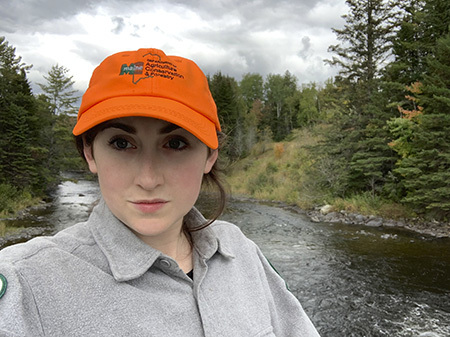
[166,138,188,150]
[109,137,133,150]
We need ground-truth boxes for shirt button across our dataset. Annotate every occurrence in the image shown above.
[160,259,172,268]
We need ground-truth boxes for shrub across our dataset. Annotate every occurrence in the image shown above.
[0,184,19,214]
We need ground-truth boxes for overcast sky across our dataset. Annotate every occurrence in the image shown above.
[0,0,348,95]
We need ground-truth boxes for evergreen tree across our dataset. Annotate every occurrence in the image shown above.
[316,78,347,121]
[0,37,52,193]
[208,72,245,159]
[38,65,81,172]
[322,0,399,195]
[422,0,450,48]
[384,0,449,115]
[384,0,450,204]
[326,0,396,103]
[38,64,78,115]
[385,0,427,88]
[392,34,450,218]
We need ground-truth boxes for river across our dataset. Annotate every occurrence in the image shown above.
[1,177,449,336]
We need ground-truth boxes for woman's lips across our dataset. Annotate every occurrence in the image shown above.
[131,199,168,213]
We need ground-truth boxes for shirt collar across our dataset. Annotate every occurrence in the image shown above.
[89,200,234,282]
[89,200,161,282]
[186,208,235,261]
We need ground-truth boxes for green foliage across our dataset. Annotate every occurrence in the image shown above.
[325,0,396,84]
[0,183,35,217]
[37,64,81,173]
[239,73,264,110]
[388,34,450,218]
[38,64,78,115]
[0,184,20,214]
[297,83,320,126]
[209,72,247,159]
[0,37,48,193]
[385,0,427,86]
[332,191,412,219]
[0,37,83,215]
[263,71,298,141]
[318,0,400,198]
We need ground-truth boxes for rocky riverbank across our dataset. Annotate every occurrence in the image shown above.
[308,204,450,239]
[0,201,53,249]
[226,196,450,239]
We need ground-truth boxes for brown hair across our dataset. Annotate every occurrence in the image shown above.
[74,123,227,236]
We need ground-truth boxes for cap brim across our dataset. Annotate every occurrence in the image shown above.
[73,96,219,149]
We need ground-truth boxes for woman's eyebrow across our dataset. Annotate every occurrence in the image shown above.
[159,123,181,134]
[100,122,137,134]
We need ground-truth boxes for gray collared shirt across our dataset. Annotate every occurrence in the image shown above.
[0,200,320,336]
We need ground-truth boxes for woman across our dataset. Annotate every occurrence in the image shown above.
[0,48,320,336]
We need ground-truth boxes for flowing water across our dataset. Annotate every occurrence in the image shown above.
[1,176,449,336]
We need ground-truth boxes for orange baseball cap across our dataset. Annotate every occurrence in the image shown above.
[73,48,221,149]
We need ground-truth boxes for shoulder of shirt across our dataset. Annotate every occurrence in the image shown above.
[207,220,257,250]
[0,221,94,266]
[208,220,244,236]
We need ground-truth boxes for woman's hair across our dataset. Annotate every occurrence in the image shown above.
[74,123,228,237]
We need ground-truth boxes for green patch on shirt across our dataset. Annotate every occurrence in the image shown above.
[0,274,7,299]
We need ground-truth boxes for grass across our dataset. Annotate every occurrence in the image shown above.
[226,127,327,209]
[0,183,42,219]
[225,124,415,220]
[330,193,413,219]
[0,222,26,237]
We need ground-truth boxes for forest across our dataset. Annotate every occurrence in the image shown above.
[1,0,449,220]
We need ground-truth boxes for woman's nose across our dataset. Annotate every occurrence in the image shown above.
[134,155,164,191]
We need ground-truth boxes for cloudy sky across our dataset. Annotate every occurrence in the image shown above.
[0,0,348,95]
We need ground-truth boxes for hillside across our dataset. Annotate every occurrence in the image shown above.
[226,126,326,210]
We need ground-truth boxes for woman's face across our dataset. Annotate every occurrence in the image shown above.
[84,117,218,246]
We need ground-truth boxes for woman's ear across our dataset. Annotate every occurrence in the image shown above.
[83,144,98,174]
[204,149,218,174]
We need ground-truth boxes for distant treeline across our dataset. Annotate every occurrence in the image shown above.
[1,0,450,219]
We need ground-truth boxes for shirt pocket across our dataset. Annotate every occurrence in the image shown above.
[253,326,276,337]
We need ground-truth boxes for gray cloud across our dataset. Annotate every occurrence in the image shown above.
[0,0,96,33]
[111,16,126,34]
[1,0,346,89]
[299,36,312,59]
[71,41,110,66]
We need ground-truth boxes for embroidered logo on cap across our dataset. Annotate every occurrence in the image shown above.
[119,52,184,85]
[0,274,7,299]
[120,62,144,75]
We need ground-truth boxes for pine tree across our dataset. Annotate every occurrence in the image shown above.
[38,64,78,115]
[326,0,396,104]
[385,0,450,205]
[385,0,427,87]
[0,37,51,193]
[209,72,246,159]
[38,64,81,173]
[384,0,448,114]
[393,34,450,218]
[322,0,399,195]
